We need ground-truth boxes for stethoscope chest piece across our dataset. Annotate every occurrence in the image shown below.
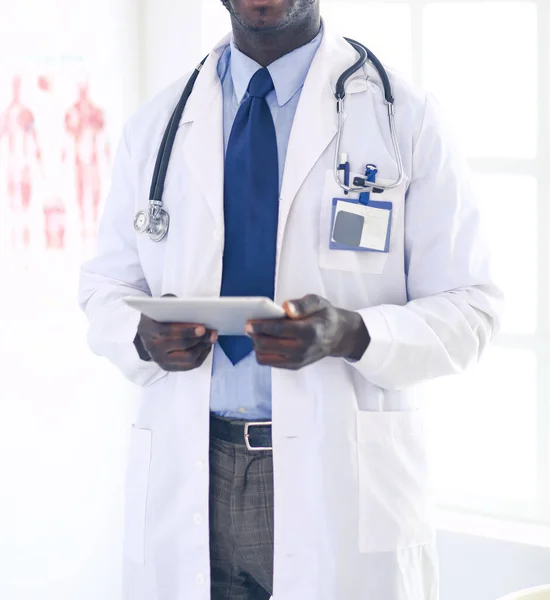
[134,210,150,234]
[134,205,170,242]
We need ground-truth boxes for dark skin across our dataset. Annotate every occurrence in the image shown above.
[136,0,371,371]
[247,295,370,369]
[220,0,321,67]
[137,301,218,371]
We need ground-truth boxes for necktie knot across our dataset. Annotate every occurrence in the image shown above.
[247,68,274,99]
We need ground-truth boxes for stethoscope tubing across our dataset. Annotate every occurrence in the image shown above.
[140,40,403,241]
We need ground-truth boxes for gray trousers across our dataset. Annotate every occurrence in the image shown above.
[209,436,274,600]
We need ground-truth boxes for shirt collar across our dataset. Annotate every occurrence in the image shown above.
[229,25,323,107]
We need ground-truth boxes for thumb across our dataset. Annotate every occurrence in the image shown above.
[283,294,329,320]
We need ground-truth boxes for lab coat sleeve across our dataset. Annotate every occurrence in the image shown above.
[78,127,166,387]
[349,94,503,391]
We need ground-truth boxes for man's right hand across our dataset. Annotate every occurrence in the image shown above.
[137,315,218,372]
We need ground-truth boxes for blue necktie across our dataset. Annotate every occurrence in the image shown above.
[219,68,279,365]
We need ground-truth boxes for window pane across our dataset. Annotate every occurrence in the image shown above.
[423,2,537,159]
[473,174,537,335]
[424,347,538,519]
[323,1,412,77]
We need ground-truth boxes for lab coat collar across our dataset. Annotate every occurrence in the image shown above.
[178,38,228,230]
[178,33,230,126]
[178,21,368,127]
[178,22,369,232]
[276,21,364,246]
[229,26,323,108]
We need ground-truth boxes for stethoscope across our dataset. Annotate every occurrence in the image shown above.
[134,38,404,242]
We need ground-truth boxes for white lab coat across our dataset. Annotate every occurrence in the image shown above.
[79,25,502,600]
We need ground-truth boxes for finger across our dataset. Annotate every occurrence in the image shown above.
[251,333,303,354]
[246,318,314,340]
[160,341,213,370]
[255,352,302,370]
[255,351,288,367]
[165,322,208,338]
[168,328,217,348]
[142,320,208,340]
[165,341,210,362]
[283,294,329,320]
[194,344,214,368]
[139,316,200,336]
[145,329,207,350]
[147,330,217,356]
[150,335,208,353]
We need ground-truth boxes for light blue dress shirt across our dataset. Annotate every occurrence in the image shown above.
[210,28,323,421]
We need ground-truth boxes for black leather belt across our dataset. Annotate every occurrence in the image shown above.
[210,414,273,451]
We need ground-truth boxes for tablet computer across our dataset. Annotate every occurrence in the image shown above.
[124,296,286,336]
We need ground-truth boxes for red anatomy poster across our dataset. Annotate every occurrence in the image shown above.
[62,81,110,251]
[0,70,111,266]
[0,76,43,259]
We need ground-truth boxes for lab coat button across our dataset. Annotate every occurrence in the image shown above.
[196,573,206,585]
[213,229,222,241]
[196,460,206,471]
[193,513,203,524]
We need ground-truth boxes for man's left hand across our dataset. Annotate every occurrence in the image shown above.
[245,294,370,370]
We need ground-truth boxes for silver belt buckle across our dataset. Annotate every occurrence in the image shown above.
[244,421,273,451]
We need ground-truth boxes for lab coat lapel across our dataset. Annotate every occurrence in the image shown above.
[180,46,227,230]
[176,31,362,273]
[161,41,228,296]
[277,29,357,252]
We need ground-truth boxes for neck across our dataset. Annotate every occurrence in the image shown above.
[231,14,321,67]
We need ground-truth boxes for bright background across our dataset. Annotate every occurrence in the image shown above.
[1,1,549,599]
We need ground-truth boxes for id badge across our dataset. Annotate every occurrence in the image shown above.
[330,196,393,253]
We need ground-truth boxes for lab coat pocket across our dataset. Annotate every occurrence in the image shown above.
[319,170,404,275]
[123,425,152,565]
[356,410,435,553]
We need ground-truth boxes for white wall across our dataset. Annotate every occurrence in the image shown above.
[141,0,232,100]
[142,0,203,100]
[0,1,142,599]
[438,533,550,600]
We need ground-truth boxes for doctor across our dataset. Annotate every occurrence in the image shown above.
[79,0,502,599]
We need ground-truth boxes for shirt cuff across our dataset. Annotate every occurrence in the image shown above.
[133,333,152,362]
[346,307,394,377]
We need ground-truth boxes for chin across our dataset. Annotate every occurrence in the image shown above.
[230,0,294,31]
